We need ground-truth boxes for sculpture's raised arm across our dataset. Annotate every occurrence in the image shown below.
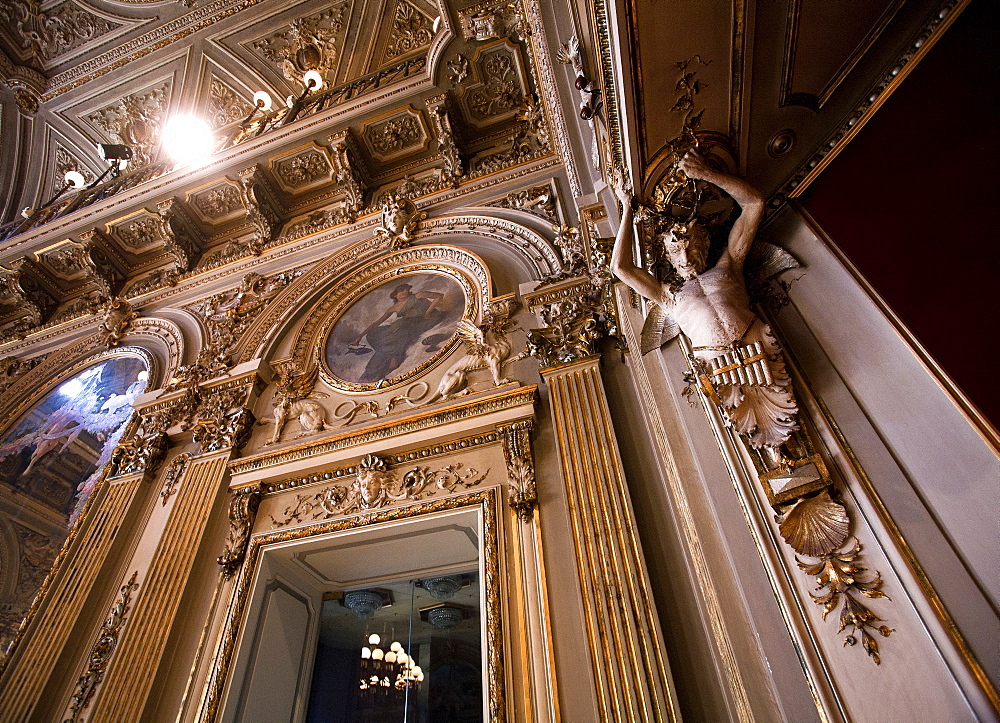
[678,150,765,269]
[609,171,671,306]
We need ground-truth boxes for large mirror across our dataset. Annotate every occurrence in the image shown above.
[216,495,501,723]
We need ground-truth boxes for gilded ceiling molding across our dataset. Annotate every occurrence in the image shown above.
[777,0,965,204]
[40,0,274,100]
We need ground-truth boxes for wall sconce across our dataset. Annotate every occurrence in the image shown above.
[281,70,324,126]
[20,170,86,219]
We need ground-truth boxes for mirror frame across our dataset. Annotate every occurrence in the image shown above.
[198,487,506,723]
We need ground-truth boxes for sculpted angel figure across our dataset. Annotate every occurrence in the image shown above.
[611,151,799,448]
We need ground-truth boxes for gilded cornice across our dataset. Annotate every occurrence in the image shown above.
[229,384,537,477]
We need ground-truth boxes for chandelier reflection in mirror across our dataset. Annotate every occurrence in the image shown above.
[307,572,482,722]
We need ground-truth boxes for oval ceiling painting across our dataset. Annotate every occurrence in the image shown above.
[323,272,466,390]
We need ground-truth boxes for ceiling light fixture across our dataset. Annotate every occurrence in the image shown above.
[161,115,215,169]
[19,169,87,220]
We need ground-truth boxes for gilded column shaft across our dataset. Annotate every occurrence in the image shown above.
[543,358,677,723]
[0,477,142,719]
[88,454,229,720]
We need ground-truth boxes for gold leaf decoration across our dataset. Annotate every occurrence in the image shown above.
[779,489,850,557]
[797,538,893,664]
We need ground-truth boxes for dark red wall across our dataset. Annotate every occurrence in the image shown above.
[799,0,1000,429]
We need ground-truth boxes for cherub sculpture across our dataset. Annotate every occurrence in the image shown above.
[426,299,526,403]
[260,366,332,444]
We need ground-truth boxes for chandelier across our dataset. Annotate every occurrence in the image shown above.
[359,633,425,696]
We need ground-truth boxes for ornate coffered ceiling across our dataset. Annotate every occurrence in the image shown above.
[0,0,559,340]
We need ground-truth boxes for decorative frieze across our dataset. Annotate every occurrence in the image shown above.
[268,454,489,526]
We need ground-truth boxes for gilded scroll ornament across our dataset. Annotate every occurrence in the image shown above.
[63,571,139,722]
[192,406,255,454]
[160,453,191,505]
[217,485,263,578]
[498,419,536,521]
[525,280,607,367]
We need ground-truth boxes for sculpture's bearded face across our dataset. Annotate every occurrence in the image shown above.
[662,222,710,280]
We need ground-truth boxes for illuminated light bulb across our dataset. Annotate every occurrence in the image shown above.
[252,90,273,111]
[371,648,384,660]
[370,675,379,684]
[361,647,371,659]
[368,633,380,645]
[63,170,85,189]
[411,665,422,677]
[416,671,424,682]
[302,69,323,91]
[384,651,396,663]
[390,641,402,653]
[395,653,407,665]
[161,115,215,168]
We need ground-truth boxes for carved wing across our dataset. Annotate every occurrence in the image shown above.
[456,320,488,356]
[745,241,801,294]
[286,366,318,399]
[640,304,680,355]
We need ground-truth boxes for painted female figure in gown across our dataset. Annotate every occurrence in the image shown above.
[352,283,445,383]
[611,151,798,448]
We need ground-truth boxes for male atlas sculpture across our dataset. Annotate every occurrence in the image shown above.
[611,150,799,449]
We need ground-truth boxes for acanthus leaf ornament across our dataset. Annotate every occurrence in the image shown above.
[107,409,170,479]
[499,419,536,521]
[192,406,255,454]
[797,539,893,664]
[160,453,191,505]
[217,484,263,578]
[63,571,139,723]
